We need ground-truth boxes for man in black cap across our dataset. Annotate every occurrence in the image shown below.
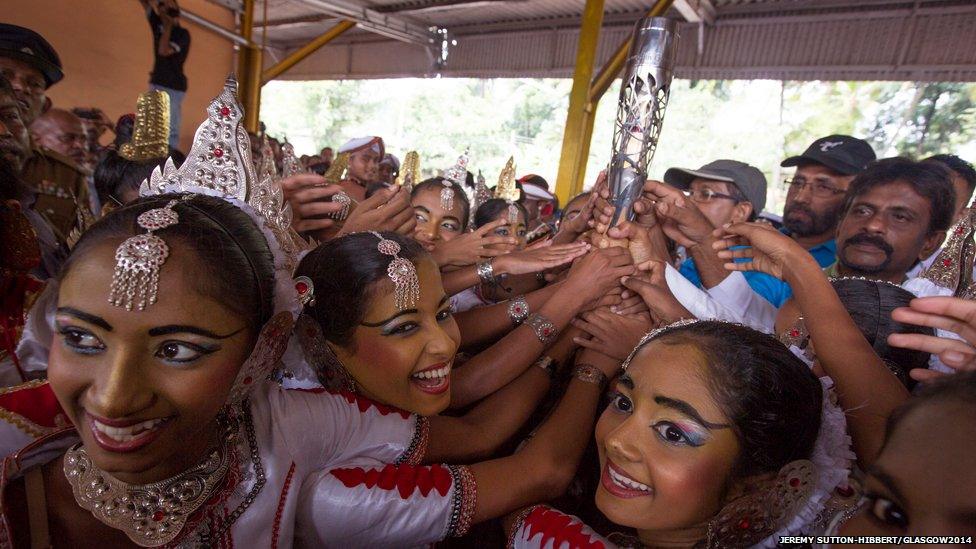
[0,27,91,242]
[0,23,63,126]
[780,134,877,268]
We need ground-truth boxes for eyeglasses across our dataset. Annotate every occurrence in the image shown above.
[684,188,740,203]
[784,177,845,198]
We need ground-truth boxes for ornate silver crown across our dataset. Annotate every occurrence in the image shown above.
[139,76,303,269]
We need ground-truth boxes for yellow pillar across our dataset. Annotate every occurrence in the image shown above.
[237,0,262,133]
[262,21,356,83]
[558,0,676,201]
[554,0,605,205]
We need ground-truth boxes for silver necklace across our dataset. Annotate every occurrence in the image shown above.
[63,437,230,547]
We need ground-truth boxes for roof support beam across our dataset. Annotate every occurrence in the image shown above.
[237,0,262,132]
[182,9,253,46]
[293,0,437,47]
[262,20,357,83]
[553,0,605,205]
[673,0,715,25]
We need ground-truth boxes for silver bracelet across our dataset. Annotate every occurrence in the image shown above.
[526,312,558,346]
[476,259,495,285]
[572,363,608,390]
[507,295,530,326]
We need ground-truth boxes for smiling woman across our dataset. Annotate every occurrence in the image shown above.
[509,320,856,548]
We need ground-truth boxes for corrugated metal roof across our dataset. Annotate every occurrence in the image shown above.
[250,0,976,81]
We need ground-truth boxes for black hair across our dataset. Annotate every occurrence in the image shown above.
[641,321,823,478]
[474,198,528,229]
[883,370,976,450]
[843,157,956,234]
[924,154,976,197]
[93,150,167,205]
[295,232,427,347]
[831,278,931,389]
[412,177,471,230]
[60,193,276,330]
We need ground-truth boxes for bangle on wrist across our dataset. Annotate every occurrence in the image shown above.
[572,363,609,390]
[507,295,530,326]
[476,259,496,285]
[525,312,558,346]
[533,355,556,377]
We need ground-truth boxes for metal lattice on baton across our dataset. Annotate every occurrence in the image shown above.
[608,16,679,227]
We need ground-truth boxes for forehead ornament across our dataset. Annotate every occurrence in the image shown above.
[371,231,420,310]
[108,199,181,311]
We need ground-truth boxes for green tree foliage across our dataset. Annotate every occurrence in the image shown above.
[261,78,976,214]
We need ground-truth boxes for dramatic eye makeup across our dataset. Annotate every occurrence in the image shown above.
[56,325,106,354]
[362,296,451,336]
[155,341,221,364]
[651,419,709,447]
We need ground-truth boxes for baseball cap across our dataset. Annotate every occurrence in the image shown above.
[664,159,767,213]
[0,24,63,88]
[781,135,876,175]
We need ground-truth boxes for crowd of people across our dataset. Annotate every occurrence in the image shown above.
[1,8,975,549]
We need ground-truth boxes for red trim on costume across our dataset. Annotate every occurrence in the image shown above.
[326,389,411,419]
[0,381,69,437]
[330,464,453,499]
[271,462,296,549]
[520,506,606,549]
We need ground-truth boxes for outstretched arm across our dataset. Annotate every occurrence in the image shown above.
[714,222,909,466]
[449,247,634,407]
[425,324,583,463]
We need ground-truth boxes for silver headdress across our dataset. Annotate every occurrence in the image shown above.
[441,150,469,211]
[469,169,490,228]
[371,231,421,310]
[606,16,678,227]
[139,76,303,273]
[280,141,304,178]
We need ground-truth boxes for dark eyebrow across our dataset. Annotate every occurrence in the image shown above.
[617,373,635,390]
[886,206,918,218]
[56,307,113,331]
[361,295,450,327]
[415,205,430,214]
[654,395,731,430]
[147,325,246,339]
[442,215,461,224]
[866,465,907,505]
[361,309,418,327]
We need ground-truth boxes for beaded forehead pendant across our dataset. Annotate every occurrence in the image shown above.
[371,231,420,310]
[108,199,181,311]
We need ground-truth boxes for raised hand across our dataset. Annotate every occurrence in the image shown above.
[496,241,591,275]
[621,260,693,325]
[606,219,670,265]
[711,221,811,280]
[888,296,976,382]
[282,173,347,238]
[431,219,518,267]
[339,186,416,236]
[572,309,652,361]
[564,247,636,308]
[641,181,715,247]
